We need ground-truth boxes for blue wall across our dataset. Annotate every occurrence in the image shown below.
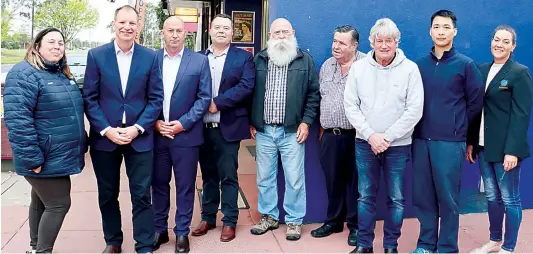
[267,0,533,223]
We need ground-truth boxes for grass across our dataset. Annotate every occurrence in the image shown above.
[1,48,88,65]
[1,49,26,64]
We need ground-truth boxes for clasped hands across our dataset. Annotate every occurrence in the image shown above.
[155,120,184,139]
[368,133,391,155]
[105,126,139,145]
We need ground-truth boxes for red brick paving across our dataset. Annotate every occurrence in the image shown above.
[2,140,533,253]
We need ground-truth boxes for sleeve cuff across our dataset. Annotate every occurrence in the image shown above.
[134,124,145,134]
[100,126,111,136]
[360,127,375,141]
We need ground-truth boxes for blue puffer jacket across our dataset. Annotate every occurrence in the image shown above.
[3,59,87,178]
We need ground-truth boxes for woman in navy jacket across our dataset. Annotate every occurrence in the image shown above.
[467,25,533,253]
[4,28,87,253]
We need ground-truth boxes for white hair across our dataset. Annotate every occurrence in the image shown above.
[368,18,401,44]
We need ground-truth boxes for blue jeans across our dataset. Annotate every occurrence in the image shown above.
[256,125,306,224]
[356,139,410,249]
[412,139,466,253]
[478,149,522,252]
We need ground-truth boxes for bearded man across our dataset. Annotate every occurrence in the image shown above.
[248,18,319,241]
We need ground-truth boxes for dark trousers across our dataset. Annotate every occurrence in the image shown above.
[319,130,358,230]
[412,139,466,253]
[90,145,154,253]
[25,176,71,253]
[152,145,199,236]
[356,139,410,249]
[199,127,241,227]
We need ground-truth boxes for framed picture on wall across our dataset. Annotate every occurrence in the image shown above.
[232,11,255,44]
[237,46,254,55]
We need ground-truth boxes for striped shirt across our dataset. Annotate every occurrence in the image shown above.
[263,60,289,125]
[319,51,366,129]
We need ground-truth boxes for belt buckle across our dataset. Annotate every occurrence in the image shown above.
[206,122,218,128]
[333,128,341,135]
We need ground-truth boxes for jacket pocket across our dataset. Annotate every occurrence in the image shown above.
[38,135,52,158]
[234,107,248,116]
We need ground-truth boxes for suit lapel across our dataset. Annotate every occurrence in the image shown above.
[219,47,236,90]
[486,59,513,94]
[124,44,141,98]
[107,42,124,98]
[172,48,191,95]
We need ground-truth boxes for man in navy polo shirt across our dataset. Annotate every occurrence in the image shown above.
[411,9,484,254]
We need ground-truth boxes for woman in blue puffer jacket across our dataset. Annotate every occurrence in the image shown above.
[3,28,87,253]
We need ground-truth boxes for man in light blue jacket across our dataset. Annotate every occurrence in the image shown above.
[343,18,424,253]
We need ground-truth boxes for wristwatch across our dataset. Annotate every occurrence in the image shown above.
[135,126,142,135]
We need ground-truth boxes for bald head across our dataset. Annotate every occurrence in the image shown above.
[162,16,187,53]
[164,16,185,29]
[269,18,295,40]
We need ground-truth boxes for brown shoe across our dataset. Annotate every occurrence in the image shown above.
[102,245,122,253]
[220,226,236,242]
[191,221,216,236]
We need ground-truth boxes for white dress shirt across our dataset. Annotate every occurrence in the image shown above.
[479,63,504,146]
[203,45,229,123]
[162,47,184,122]
[100,41,144,136]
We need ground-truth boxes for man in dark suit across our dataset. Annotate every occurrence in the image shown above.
[151,16,211,253]
[83,5,164,254]
[191,14,255,242]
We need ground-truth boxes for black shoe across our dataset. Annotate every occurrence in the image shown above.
[350,246,373,253]
[175,236,190,253]
[384,248,398,253]
[153,231,169,251]
[347,229,358,246]
[310,224,343,238]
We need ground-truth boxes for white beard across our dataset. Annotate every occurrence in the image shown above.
[267,36,298,66]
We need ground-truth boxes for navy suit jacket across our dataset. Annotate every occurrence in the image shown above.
[83,41,164,152]
[154,48,212,148]
[199,46,255,142]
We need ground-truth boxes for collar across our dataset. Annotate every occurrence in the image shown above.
[114,40,134,55]
[207,44,230,57]
[164,46,184,59]
[430,46,456,60]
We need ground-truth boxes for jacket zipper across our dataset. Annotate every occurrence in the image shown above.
[61,75,83,163]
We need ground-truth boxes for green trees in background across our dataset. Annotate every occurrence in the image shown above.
[34,0,98,44]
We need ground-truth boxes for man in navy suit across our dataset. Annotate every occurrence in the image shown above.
[191,14,255,242]
[151,16,211,253]
[83,5,164,254]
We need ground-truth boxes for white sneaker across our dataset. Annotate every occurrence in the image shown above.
[470,240,502,253]
[498,249,512,253]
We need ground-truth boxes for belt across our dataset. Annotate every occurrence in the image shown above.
[205,122,219,128]
[324,128,355,135]
[267,123,283,127]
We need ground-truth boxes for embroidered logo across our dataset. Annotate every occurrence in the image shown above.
[499,80,509,89]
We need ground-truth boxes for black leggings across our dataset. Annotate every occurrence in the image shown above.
[25,176,72,253]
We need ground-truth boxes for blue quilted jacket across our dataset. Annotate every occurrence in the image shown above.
[3,59,87,178]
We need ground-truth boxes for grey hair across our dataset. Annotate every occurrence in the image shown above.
[493,25,516,45]
[368,18,401,44]
[334,25,359,43]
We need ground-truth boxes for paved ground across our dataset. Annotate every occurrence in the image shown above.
[2,139,533,253]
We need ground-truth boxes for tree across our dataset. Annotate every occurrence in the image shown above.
[1,9,11,41]
[34,0,98,43]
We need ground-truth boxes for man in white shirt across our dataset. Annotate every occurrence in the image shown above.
[83,5,164,254]
[151,16,211,253]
